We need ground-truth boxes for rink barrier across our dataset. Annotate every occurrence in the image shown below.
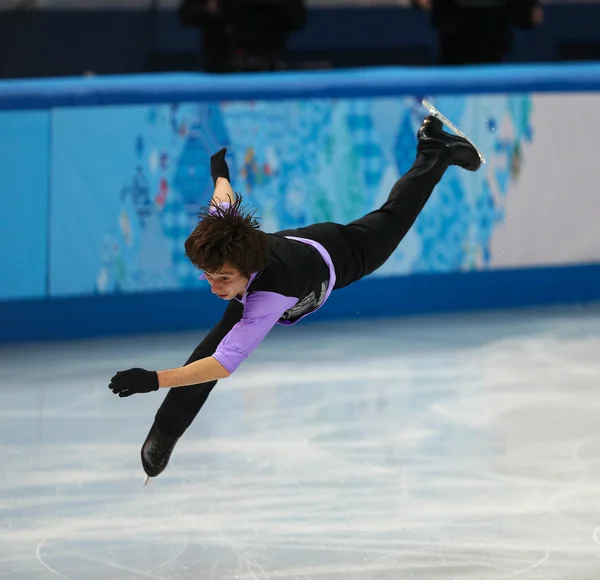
[2,62,600,342]
[2,264,600,343]
[3,63,600,110]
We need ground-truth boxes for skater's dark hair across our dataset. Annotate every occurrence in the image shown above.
[185,193,269,278]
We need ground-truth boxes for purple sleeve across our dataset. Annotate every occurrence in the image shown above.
[212,291,298,373]
[210,202,231,212]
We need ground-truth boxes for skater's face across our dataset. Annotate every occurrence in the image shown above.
[204,267,249,300]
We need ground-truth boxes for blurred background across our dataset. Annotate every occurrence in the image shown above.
[2,0,600,341]
[0,0,598,78]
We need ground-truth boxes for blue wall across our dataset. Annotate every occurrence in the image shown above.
[0,111,50,300]
[2,64,600,343]
[4,265,600,343]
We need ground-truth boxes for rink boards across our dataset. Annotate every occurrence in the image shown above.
[1,65,600,341]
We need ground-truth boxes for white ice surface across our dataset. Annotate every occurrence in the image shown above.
[2,305,600,579]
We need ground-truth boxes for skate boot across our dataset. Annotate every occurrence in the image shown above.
[417,108,484,173]
[141,421,180,483]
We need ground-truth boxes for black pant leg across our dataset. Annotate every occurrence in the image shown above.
[276,144,451,290]
[154,299,244,436]
[338,144,452,284]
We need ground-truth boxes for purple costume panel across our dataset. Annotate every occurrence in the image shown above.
[214,237,336,372]
[212,291,298,373]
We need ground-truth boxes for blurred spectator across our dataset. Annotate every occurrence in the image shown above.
[412,0,543,65]
[178,0,306,73]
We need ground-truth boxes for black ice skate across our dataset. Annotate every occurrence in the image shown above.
[141,421,180,484]
[418,99,485,172]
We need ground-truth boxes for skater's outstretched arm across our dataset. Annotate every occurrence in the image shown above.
[108,290,297,397]
[107,356,229,398]
[158,355,231,387]
[212,177,235,206]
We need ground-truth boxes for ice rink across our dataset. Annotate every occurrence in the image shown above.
[2,304,600,579]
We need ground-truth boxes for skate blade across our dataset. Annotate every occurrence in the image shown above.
[422,99,486,165]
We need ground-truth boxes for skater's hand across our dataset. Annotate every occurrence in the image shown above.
[210,147,231,185]
[109,368,159,397]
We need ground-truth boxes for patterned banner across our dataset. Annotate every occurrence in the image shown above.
[49,94,539,297]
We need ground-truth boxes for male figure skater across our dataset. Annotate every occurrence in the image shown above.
[109,114,483,480]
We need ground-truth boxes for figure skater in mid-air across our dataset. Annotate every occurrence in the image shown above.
[109,109,484,482]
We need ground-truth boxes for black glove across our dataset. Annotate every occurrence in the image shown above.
[210,147,230,185]
[109,368,159,398]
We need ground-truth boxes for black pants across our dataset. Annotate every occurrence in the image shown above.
[155,143,452,435]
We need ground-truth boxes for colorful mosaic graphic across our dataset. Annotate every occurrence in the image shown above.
[49,95,533,296]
